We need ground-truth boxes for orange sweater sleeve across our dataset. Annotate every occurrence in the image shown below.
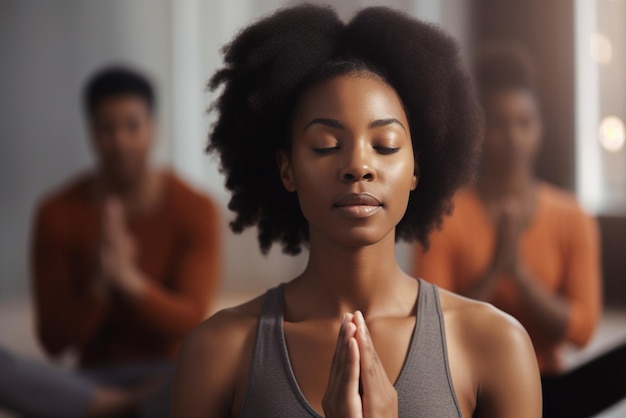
[32,202,110,357]
[127,196,221,339]
[414,220,458,291]
[562,210,602,347]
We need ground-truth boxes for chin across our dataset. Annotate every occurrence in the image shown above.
[108,169,142,187]
[331,228,395,249]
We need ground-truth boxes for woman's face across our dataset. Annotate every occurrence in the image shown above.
[279,74,418,249]
[483,88,542,173]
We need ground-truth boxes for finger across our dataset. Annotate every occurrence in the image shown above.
[344,337,360,398]
[102,197,117,221]
[105,197,127,230]
[353,312,399,418]
[353,311,385,390]
[107,196,123,213]
[331,314,352,367]
[327,314,354,391]
[331,320,357,391]
[101,200,120,243]
[324,316,361,416]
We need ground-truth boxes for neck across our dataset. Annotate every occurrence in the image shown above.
[96,168,161,214]
[295,230,412,317]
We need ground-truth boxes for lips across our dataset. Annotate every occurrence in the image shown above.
[333,193,383,219]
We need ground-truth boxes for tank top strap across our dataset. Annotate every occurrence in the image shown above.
[395,279,462,417]
[258,282,284,329]
[239,283,317,417]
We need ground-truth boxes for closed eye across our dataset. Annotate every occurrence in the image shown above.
[312,146,340,155]
[374,146,400,155]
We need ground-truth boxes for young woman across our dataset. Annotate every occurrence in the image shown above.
[416,45,625,418]
[173,5,541,417]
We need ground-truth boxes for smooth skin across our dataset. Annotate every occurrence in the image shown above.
[172,75,541,417]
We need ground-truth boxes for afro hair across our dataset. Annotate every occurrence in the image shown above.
[208,4,483,255]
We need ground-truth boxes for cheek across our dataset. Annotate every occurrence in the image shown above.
[288,156,331,218]
[129,129,153,155]
[385,156,415,187]
[381,158,416,215]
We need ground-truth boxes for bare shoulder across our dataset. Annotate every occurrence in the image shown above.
[438,289,542,417]
[182,295,262,356]
[439,288,529,345]
[172,295,264,418]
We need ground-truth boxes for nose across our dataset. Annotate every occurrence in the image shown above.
[108,126,134,152]
[339,146,375,182]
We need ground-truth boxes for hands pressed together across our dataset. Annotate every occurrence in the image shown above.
[93,197,145,298]
[489,196,537,283]
[323,311,398,418]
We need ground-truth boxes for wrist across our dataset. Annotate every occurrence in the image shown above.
[117,266,147,299]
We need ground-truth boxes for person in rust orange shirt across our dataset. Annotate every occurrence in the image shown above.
[414,46,626,418]
[26,67,220,416]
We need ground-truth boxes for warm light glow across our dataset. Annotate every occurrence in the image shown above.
[599,116,625,152]
[590,33,613,64]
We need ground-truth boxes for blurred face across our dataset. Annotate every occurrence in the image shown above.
[483,89,542,173]
[89,95,154,185]
[279,74,418,248]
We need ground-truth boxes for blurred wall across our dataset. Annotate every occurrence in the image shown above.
[0,0,470,303]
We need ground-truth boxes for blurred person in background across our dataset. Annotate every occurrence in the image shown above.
[0,66,221,417]
[415,44,626,417]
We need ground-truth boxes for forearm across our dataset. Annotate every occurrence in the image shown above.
[118,269,211,339]
[514,269,569,343]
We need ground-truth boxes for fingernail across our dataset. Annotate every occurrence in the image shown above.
[341,313,348,326]
[356,310,364,324]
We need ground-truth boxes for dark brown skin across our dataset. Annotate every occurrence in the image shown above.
[90,95,157,197]
[172,75,541,417]
[471,89,570,344]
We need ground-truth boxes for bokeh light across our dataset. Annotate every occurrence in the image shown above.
[590,32,613,64]
[599,116,625,152]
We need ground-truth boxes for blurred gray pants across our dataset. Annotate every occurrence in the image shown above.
[0,347,173,418]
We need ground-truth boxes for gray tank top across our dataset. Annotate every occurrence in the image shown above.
[239,279,462,417]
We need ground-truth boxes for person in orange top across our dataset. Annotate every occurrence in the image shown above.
[12,67,220,417]
[416,183,600,373]
[414,45,626,418]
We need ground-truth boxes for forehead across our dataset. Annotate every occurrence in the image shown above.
[484,88,538,113]
[91,94,151,119]
[294,74,408,123]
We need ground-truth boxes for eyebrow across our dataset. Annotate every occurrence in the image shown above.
[304,117,406,132]
[368,118,406,132]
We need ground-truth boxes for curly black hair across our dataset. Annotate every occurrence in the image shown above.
[84,66,155,117]
[208,4,482,255]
